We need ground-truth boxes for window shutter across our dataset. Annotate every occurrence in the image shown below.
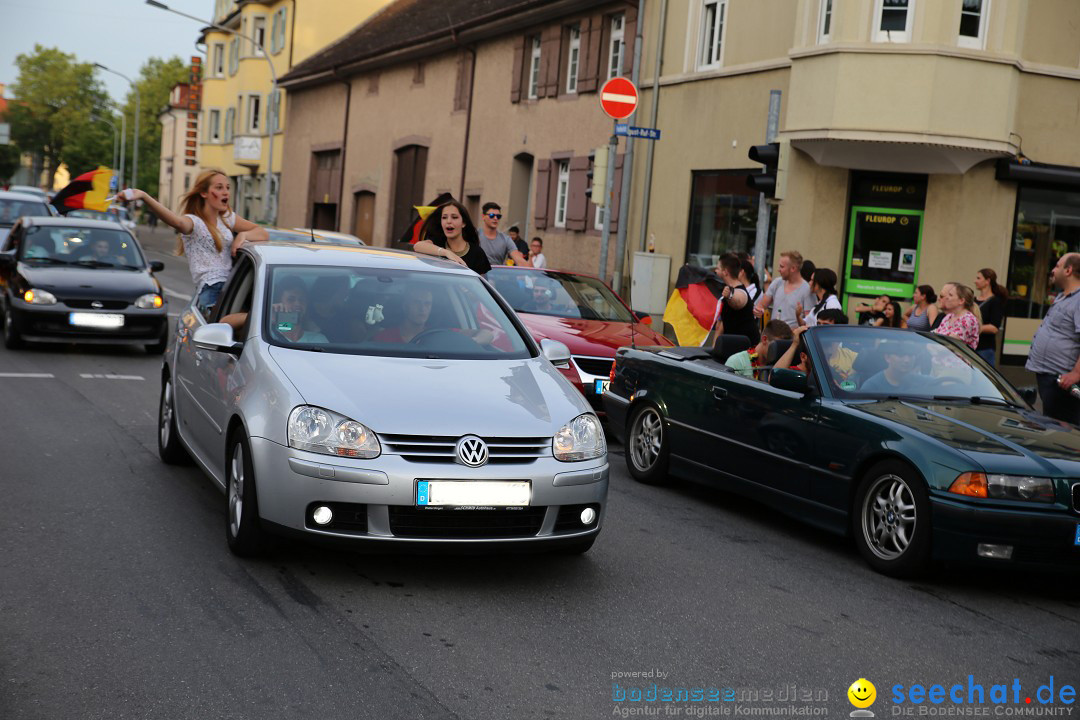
[455,51,472,112]
[578,17,601,92]
[540,26,562,98]
[510,36,526,103]
[623,5,638,76]
[610,153,625,232]
[566,156,590,231]
[534,159,552,229]
[278,8,287,52]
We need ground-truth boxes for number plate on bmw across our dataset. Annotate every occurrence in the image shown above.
[69,312,124,329]
[1075,524,1080,546]
[594,379,610,395]
[416,480,531,508]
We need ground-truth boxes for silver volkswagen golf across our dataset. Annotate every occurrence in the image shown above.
[158,243,608,556]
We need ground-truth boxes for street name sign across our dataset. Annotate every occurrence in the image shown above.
[615,124,661,140]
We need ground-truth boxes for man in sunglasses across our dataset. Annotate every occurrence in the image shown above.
[478,201,530,267]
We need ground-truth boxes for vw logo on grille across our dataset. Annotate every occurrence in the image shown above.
[456,435,489,467]
[91,301,104,309]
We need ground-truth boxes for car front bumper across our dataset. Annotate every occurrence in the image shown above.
[931,494,1080,569]
[249,437,609,545]
[9,298,167,344]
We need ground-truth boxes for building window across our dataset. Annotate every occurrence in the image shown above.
[566,25,581,94]
[212,42,225,77]
[874,0,914,42]
[207,109,221,143]
[699,0,727,69]
[685,170,774,269]
[608,14,625,80]
[246,94,261,134]
[224,107,235,143]
[252,16,267,55]
[958,0,987,48]
[270,7,287,54]
[528,36,541,99]
[228,37,239,74]
[819,0,833,42]
[555,160,570,228]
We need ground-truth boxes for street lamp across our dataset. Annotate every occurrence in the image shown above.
[145,0,279,224]
[95,63,139,193]
[88,113,119,189]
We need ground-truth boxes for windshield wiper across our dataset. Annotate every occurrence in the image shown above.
[74,259,117,268]
[931,395,1021,408]
[23,256,71,265]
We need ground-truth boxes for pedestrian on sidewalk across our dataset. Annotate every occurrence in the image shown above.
[123,168,268,315]
[508,225,529,257]
[904,285,938,331]
[974,267,1007,366]
[477,202,529,267]
[529,237,547,269]
[754,250,814,329]
[1025,253,1080,425]
[933,282,980,350]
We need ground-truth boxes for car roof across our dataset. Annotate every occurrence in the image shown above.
[246,241,476,274]
[22,216,131,230]
[0,190,50,203]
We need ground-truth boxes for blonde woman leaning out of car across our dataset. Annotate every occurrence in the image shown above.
[122,169,268,315]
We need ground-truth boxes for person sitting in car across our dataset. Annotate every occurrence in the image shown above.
[374,286,495,346]
[269,275,328,344]
[774,325,812,374]
[308,275,351,343]
[726,320,792,379]
[80,237,126,265]
[859,339,934,394]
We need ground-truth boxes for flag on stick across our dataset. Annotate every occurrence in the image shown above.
[50,167,113,214]
[662,264,725,346]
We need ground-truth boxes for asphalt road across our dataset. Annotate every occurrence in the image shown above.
[1,227,1077,720]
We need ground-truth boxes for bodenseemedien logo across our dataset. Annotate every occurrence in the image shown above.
[849,678,877,718]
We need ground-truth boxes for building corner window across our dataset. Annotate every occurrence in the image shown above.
[528,36,541,99]
[566,25,581,94]
[874,0,914,43]
[958,0,987,49]
[555,161,570,228]
[818,0,833,42]
[698,0,727,69]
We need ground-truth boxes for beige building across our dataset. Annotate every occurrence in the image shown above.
[279,0,640,266]
[158,81,200,212]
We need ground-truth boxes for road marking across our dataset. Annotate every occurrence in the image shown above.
[0,372,55,378]
[162,286,192,302]
[79,374,145,381]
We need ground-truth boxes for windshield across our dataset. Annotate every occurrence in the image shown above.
[810,326,1021,404]
[264,265,533,360]
[0,199,51,227]
[68,209,117,223]
[20,225,145,268]
[488,268,633,322]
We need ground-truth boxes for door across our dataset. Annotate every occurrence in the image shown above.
[352,191,375,243]
[391,145,428,240]
[509,153,534,239]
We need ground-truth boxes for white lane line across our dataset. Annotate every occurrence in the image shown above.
[162,286,192,301]
[79,374,145,381]
[0,372,55,378]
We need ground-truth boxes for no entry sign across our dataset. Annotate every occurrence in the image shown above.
[600,77,639,120]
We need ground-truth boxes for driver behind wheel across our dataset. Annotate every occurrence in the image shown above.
[374,287,435,343]
[859,339,934,394]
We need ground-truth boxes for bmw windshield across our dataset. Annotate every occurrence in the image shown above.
[488,268,633,322]
[264,266,533,360]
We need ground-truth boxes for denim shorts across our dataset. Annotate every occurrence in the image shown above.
[197,282,225,317]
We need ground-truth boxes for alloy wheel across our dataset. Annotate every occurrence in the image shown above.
[229,443,245,539]
[861,474,917,561]
[159,380,174,449]
[630,408,663,472]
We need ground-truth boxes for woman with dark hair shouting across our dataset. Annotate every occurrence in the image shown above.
[974,268,1008,365]
[413,200,492,275]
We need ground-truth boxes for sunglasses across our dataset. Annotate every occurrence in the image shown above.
[486,213,502,219]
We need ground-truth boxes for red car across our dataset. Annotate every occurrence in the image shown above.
[487,266,673,413]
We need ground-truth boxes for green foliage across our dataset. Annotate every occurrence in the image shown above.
[120,56,189,199]
[8,45,114,187]
[0,145,20,183]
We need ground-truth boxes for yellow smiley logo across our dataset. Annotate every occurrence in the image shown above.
[848,679,877,708]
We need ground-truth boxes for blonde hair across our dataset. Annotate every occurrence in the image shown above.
[944,282,982,325]
[175,168,230,255]
[780,250,804,270]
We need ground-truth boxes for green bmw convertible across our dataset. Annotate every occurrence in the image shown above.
[604,325,1080,576]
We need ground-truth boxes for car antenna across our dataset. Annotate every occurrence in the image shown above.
[309,226,316,243]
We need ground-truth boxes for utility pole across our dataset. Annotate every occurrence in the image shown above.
[612,0,646,295]
[753,90,781,273]
[597,124,619,282]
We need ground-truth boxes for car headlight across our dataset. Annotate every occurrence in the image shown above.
[288,405,380,459]
[553,413,606,462]
[135,293,164,309]
[23,288,57,305]
[948,472,1055,503]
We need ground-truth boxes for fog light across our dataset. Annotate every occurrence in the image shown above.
[580,508,596,525]
[977,543,1013,560]
[312,506,333,526]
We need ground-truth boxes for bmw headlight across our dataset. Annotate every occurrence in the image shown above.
[135,293,164,309]
[288,405,380,459]
[553,413,606,462]
[23,288,57,305]
[948,472,1055,503]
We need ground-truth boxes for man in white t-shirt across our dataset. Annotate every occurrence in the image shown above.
[754,250,815,328]
[529,237,547,269]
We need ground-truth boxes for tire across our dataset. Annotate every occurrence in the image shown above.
[625,404,670,485]
[225,432,268,557]
[3,305,23,350]
[852,460,931,578]
[145,330,167,355]
[556,535,597,555]
[157,375,190,464]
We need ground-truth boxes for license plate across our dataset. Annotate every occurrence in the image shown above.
[594,379,610,395]
[417,480,531,508]
[1075,524,1080,546]
[69,312,124,329]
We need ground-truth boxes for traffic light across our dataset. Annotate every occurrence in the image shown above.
[589,146,609,208]
[746,140,787,200]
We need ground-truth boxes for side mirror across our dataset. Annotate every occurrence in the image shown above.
[192,323,243,356]
[0,251,14,270]
[149,260,165,272]
[632,311,653,326]
[1018,386,1038,407]
[770,368,809,394]
[540,338,572,368]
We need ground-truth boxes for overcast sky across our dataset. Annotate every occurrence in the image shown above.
[2,0,211,105]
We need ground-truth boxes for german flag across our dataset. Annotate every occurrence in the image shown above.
[51,166,113,214]
[398,192,454,246]
[663,264,725,346]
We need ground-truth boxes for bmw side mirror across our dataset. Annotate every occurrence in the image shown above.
[192,323,243,356]
[541,338,571,368]
[632,310,653,326]
[150,260,165,272]
[1018,386,1038,408]
[770,368,810,394]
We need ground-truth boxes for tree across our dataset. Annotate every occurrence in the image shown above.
[8,45,113,188]
[121,56,189,199]
[0,145,20,184]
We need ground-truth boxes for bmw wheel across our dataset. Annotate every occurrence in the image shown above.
[158,375,189,464]
[226,432,268,557]
[626,404,670,485]
[853,460,931,577]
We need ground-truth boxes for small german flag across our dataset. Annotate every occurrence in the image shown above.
[398,192,454,246]
[51,166,113,214]
[663,264,725,346]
